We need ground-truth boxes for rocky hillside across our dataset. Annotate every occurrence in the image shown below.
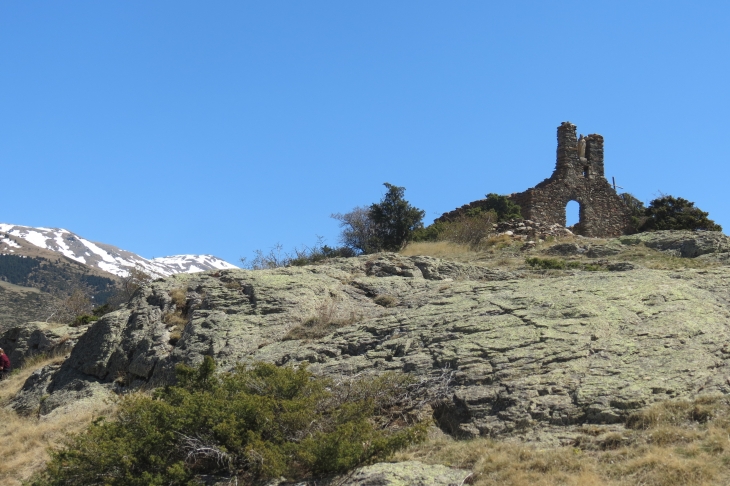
[9,230,730,447]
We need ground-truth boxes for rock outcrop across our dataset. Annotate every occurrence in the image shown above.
[341,461,471,486]
[12,233,730,443]
[619,230,730,259]
[0,321,88,368]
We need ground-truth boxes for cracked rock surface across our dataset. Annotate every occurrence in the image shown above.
[11,250,730,442]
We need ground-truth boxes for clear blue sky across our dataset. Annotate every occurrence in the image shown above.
[2,2,729,264]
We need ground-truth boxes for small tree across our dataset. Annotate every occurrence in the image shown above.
[44,287,94,324]
[369,183,425,252]
[105,266,152,308]
[331,206,378,254]
[640,195,722,232]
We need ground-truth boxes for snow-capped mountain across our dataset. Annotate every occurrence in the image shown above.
[0,224,238,278]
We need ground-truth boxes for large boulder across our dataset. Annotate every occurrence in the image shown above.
[619,230,730,258]
[341,461,471,486]
[0,321,88,368]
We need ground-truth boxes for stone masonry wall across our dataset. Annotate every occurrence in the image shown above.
[439,122,631,237]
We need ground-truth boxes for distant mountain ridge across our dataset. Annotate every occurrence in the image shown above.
[0,223,238,278]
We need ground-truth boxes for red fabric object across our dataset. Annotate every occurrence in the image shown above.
[0,353,10,371]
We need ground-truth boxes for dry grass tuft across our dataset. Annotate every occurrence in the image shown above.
[0,357,116,486]
[283,298,359,341]
[169,287,187,308]
[164,288,189,345]
[401,241,479,260]
[617,244,712,270]
[396,396,730,486]
[223,280,242,290]
[373,294,398,308]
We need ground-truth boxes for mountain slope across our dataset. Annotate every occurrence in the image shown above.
[0,224,237,278]
[0,280,59,331]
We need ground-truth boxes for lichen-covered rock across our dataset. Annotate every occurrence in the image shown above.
[13,249,730,443]
[619,230,730,258]
[0,321,87,368]
[544,243,585,256]
[341,461,471,486]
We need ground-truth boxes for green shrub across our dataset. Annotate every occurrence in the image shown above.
[526,257,567,270]
[91,303,112,317]
[30,358,427,486]
[71,314,99,327]
[582,264,604,272]
[288,244,357,266]
[242,239,356,270]
[640,195,722,232]
[482,193,522,222]
[410,222,446,242]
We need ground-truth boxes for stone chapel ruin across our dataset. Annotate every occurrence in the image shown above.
[440,122,631,237]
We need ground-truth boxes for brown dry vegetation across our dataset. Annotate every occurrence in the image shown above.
[283,298,360,341]
[616,245,712,271]
[0,356,116,486]
[164,287,188,344]
[396,396,730,486]
[402,237,711,273]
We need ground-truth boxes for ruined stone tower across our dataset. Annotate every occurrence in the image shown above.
[508,122,630,237]
[437,122,631,237]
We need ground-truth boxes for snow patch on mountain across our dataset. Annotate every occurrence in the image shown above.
[0,224,238,278]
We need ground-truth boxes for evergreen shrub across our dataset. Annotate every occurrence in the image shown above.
[525,257,567,270]
[30,358,428,486]
[640,195,722,232]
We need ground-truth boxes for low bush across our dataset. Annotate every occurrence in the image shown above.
[242,239,356,270]
[288,244,357,266]
[71,314,99,327]
[30,358,428,486]
[481,193,522,222]
[435,210,497,249]
[525,257,567,270]
[91,303,113,317]
[640,195,722,232]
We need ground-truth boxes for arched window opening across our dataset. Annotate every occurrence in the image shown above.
[566,200,580,227]
[583,166,589,178]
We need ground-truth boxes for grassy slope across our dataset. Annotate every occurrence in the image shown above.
[396,396,730,486]
[0,356,116,486]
